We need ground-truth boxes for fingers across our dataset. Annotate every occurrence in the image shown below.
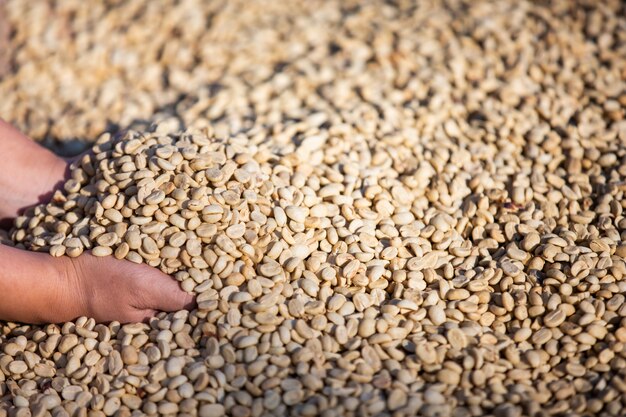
[93,308,158,324]
[124,308,158,324]
[149,273,196,312]
[132,264,196,312]
[80,254,196,323]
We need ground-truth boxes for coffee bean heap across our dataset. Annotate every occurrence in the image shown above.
[2,0,626,416]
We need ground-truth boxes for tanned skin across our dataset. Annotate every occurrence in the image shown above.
[0,120,194,324]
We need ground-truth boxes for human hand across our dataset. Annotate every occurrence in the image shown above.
[0,243,195,324]
[0,120,195,324]
[59,252,196,323]
[0,119,69,228]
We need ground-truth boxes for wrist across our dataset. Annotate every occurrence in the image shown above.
[41,255,89,323]
[0,156,68,228]
[35,155,70,207]
[0,245,82,323]
[52,256,91,323]
[0,120,71,225]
